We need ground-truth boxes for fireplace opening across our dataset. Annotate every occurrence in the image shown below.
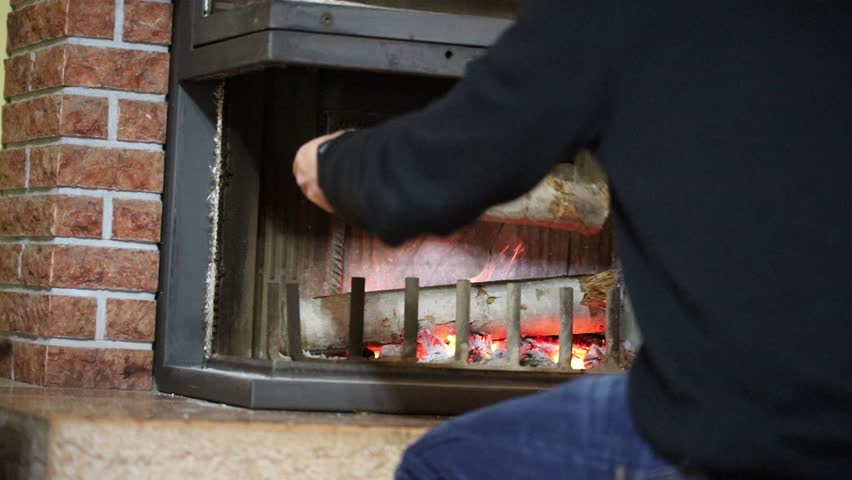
[210,65,625,373]
[158,0,639,413]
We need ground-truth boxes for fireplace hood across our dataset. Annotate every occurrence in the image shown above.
[180,0,516,81]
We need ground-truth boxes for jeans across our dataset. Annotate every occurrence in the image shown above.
[396,374,703,480]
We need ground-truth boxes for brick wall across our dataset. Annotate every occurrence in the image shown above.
[0,0,172,390]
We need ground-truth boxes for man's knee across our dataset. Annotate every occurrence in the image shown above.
[395,428,462,480]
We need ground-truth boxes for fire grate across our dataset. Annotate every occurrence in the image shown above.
[282,278,622,371]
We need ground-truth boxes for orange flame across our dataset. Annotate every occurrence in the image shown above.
[502,242,526,276]
[366,345,382,359]
[469,242,525,283]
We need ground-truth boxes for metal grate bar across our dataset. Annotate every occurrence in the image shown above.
[265,281,282,360]
[347,277,366,360]
[506,282,521,366]
[285,283,304,361]
[455,279,471,365]
[403,277,420,361]
[558,287,574,369]
[605,285,622,367]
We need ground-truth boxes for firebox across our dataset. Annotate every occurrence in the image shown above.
[157,0,636,414]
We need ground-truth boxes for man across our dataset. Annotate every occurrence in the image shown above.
[293,1,852,478]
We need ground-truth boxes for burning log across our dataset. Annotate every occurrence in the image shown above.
[481,152,610,235]
[297,276,611,350]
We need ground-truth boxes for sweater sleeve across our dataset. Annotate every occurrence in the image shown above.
[318,0,621,245]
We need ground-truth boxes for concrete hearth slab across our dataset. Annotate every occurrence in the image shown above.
[0,379,437,480]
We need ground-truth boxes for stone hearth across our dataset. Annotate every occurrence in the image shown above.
[0,379,434,479]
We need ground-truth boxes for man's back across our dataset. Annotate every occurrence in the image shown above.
[599,3,852,477]
[315,1,852,477]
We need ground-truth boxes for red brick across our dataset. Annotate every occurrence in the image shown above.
[0,245,23,284]
[106,299,156,342]
[60,95,109,139]
[21,244,55,286]
[26,146,59,187]
[45,346,97,388]
[29,43,68,92]
[4,54,32,98]
[112,149,165,192]
[66,0,116,40]
[30,145,164,192]
[117,100,167,143]
[54,195,103,238]
[0,149,28,190]
[43,295,98,338]
[0,292,96,338]
[124,0,173,45]
[2,96,61,143]
[52,246,160,291]
[112,199,162,242]
[0,292,44,335]
[2,94,108,143]
[0,196,55,237]
[43,346,153,390]
[7,0,67,50]
[12,342,46,386]
[0,341,11,379]
[67,45,169,94]
[0,294,14,332]
[0,292,38,334]
[20,245,160,291]
[28,44,170,94]
[7,0,115,51]
[94,348,153,390]
[0,195,102,238]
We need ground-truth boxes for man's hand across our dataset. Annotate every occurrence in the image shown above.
[292,131,348,213]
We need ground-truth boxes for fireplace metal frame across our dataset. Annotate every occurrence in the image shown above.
[156,0,588,414]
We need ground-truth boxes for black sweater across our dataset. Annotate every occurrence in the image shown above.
[318,1,852,478]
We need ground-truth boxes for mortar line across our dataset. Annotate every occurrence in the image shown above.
[8,87,166,105]
[114,0,126,43]
[103,194,115,240]
[3,137,165,152]
[107,94,119,141]
[8,36,169,57]
[24,146,31,189]
[0,285,156,300]
[95,296,108,340]
[5,334,153,350]
[6,87,66,104]
[0,187,161,200]
[64,87,166,102]
[0,237,159,251]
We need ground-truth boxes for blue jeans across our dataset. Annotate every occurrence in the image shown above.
[396,375,703,480]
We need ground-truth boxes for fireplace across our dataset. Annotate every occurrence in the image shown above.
[157,0,636,414]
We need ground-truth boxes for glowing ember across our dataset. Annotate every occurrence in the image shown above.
[446,334,457,356]
[417,329,454,362]
[372,328,603,370]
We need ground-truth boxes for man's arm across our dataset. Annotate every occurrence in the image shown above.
[306,0,623,245]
